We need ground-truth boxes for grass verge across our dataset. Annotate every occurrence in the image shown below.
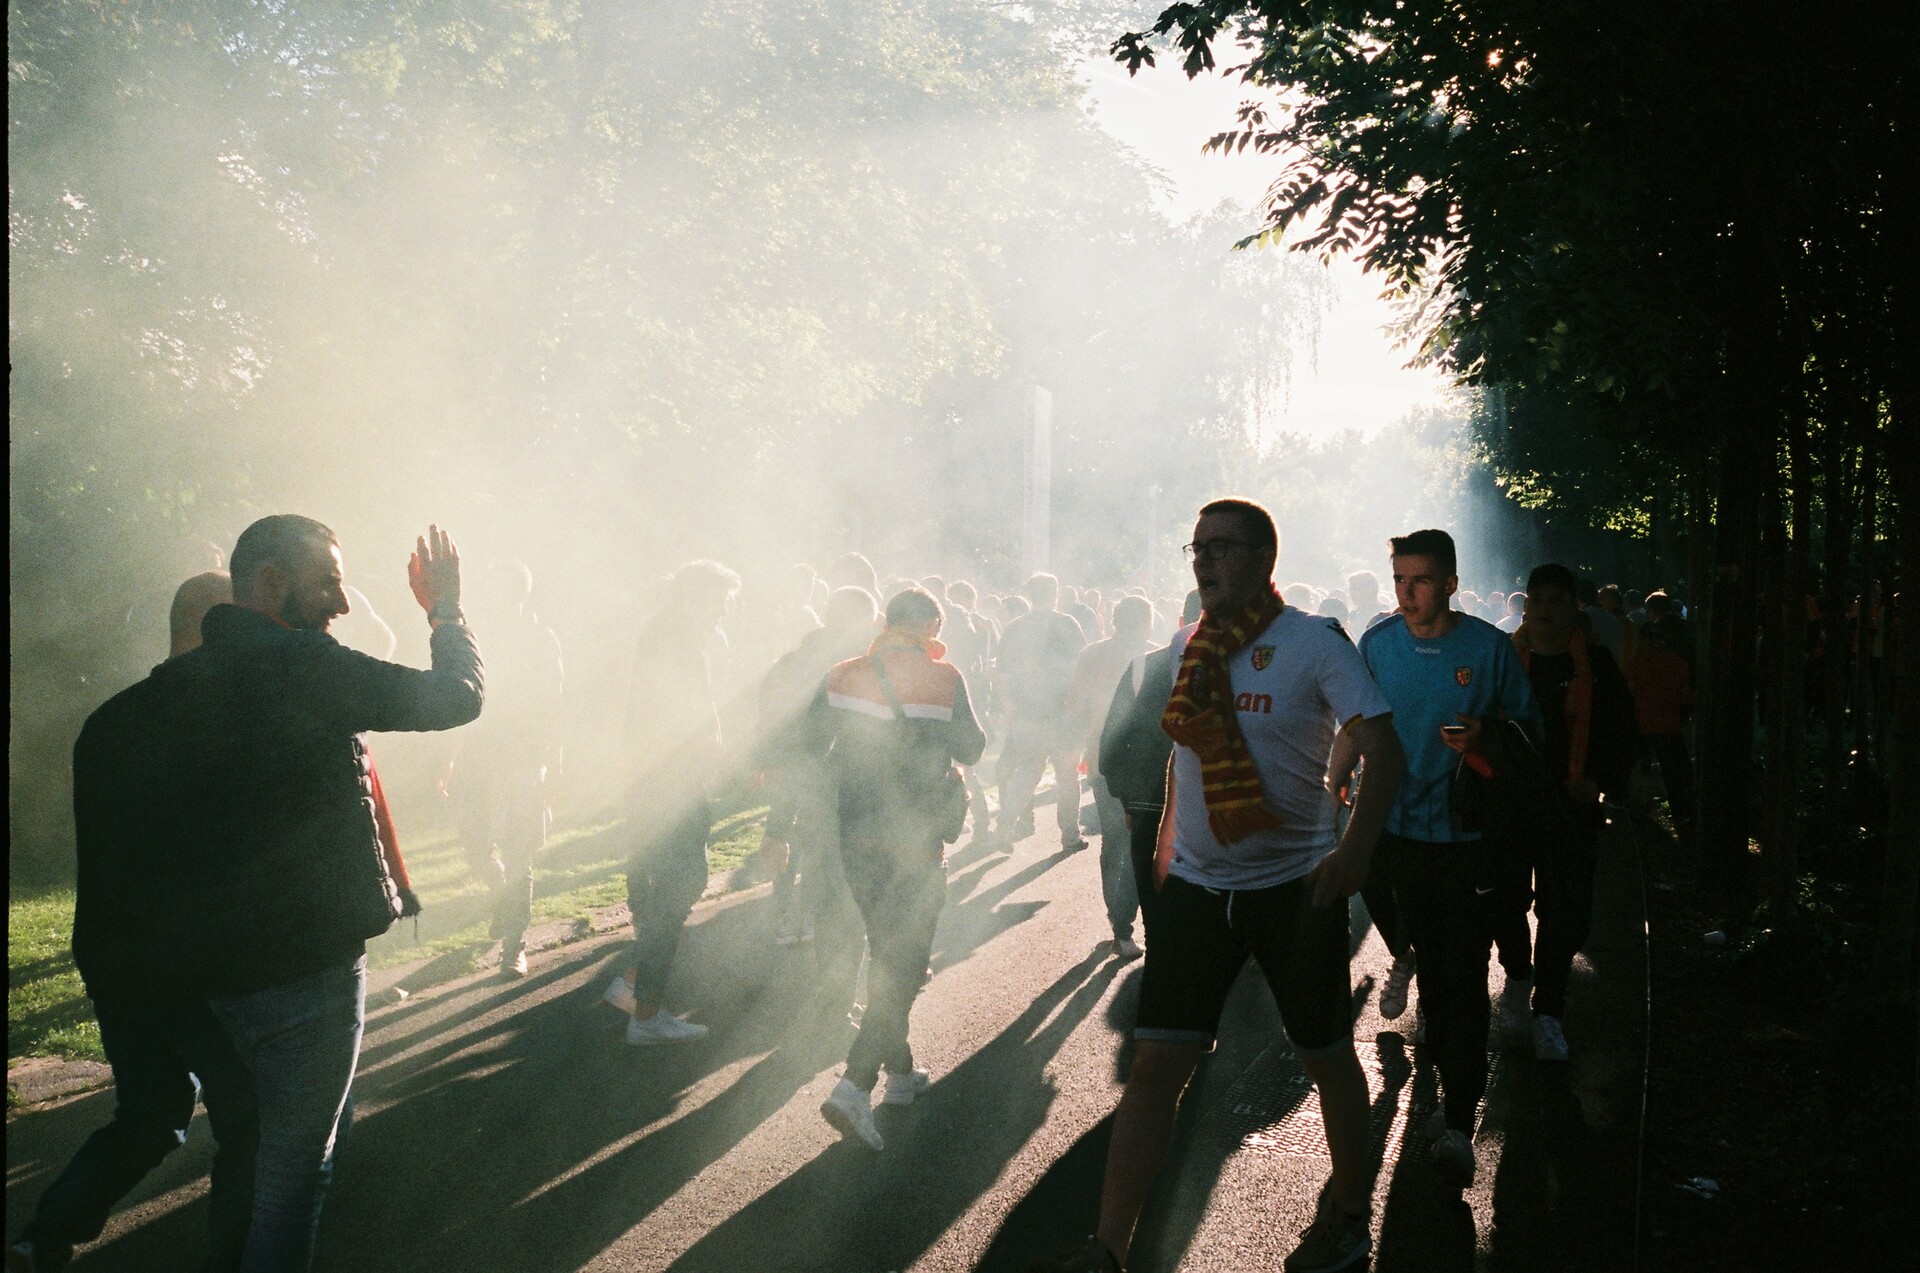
[7,795,768,1068]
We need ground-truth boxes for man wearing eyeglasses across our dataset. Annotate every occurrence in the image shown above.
[1033,498,1405,1273]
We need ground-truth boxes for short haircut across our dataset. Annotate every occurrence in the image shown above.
[1198,497,1278,554]
[824,585,878,628]
[828,552,878,595]
[169,571,232,653]
[1389,528,1458,578]
[1527,563,1578,599]
[1113,595,1152,634]
[1022,572,1059,609]
[886,587,943,630]
[230,515,338,602]
[945,579,976,607]
[1645,591,1674,616]
[668,558,742,602]
[1347,570,1380,602]
[1506,591,1527,612]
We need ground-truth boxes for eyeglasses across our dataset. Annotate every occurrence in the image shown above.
[1183,539,1253,563]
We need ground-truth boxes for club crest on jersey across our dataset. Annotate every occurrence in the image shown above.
[1250,645,1275,672]
[1455,666,1473,687]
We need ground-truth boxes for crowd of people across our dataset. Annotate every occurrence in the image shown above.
[13,498,1721,1273]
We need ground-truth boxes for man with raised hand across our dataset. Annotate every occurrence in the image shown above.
[177,517,480,1272]
[1034,498,1405,1273]
[1345,529,1539,1189]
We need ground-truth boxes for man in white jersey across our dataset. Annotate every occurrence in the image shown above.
[1031,499,1406,1273]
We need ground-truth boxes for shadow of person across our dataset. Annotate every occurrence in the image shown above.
[1371,1030,1475,1273]
[665,950,1121,1273]
[928,845,1077,975]
[1486,1060,1618,1273]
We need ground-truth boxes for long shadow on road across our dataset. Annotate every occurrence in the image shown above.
[667,949,1121,1273]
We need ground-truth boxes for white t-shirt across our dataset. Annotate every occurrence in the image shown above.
[1169,607,1393,890]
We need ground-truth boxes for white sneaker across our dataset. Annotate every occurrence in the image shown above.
[1380,951,1417,1020]
[501,948,529,978]
[1497,977,1533,1045]
[602,975,636,1016]
[626,1009,709,1046]
[820,1077,884,1149]
[1430,1129,1476,1188]
[880,1068,931,1107]
[1112,936,1144,962]
[1532,1013,1569,1062]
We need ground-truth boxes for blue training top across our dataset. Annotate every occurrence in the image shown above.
[1358,611,1541,843]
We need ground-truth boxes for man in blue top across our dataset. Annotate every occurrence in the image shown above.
[1343,528,1538,1190]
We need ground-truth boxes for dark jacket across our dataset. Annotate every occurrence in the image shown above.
[1097,644,1177,812]
[811,640,985,852]
[71,672,190,1002]
[108,605,483,997]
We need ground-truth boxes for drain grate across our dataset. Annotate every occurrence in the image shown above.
[1213,1040,1504,1160]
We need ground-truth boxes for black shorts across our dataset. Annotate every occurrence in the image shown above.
[1135,871,1353,1058]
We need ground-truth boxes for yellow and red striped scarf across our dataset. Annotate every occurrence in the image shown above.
[1160,585,1286,844]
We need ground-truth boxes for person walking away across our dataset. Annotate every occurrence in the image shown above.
[165,518,480,1273]
[1342,529,1540,1188]
[1070,596,1155,959]
[9,573,260,1273]
[813,588,985,1151]
[1513,565,1637,1062]
[1033,498,1405,1273]
[942,580,1000,835]
[756,586,878,949]
[448,560,563,978]
[606,560,740,1044]
[994,573,1088,846]
[1096,591,1203,954]
[1626,624,1696,835]
[1349,570,1391,632]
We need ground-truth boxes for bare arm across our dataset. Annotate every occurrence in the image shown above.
[1306,712,1405,907]
[1326,725,1361,807]
[1154,755,1178,885]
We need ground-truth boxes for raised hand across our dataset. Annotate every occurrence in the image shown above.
[407,524,462,616]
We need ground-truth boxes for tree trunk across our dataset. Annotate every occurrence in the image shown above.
[1762,428,1810,917]
[1823,424,1860,822]
[1878,383,1918,1014]
[1854,453,1880,765]
[1701,429,1766,911]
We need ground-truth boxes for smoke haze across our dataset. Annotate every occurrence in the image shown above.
[9,1,1524,875]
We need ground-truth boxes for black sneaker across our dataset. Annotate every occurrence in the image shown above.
[1027,1235,1122,1272]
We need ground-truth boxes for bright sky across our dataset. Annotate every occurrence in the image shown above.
[1079,56,1452,439]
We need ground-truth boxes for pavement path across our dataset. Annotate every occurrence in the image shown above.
[6,797,1648,1271]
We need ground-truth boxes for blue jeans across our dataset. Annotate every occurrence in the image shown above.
[210,957,365,1273]
[21,993,257,1271]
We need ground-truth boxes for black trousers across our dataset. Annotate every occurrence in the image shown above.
[1387,834,1496,1132]
[1532,818,1599,1019]
[841,843,945,1090]
[22,993,258,1271]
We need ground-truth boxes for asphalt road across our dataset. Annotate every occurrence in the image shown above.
[7,796,1647,1272]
